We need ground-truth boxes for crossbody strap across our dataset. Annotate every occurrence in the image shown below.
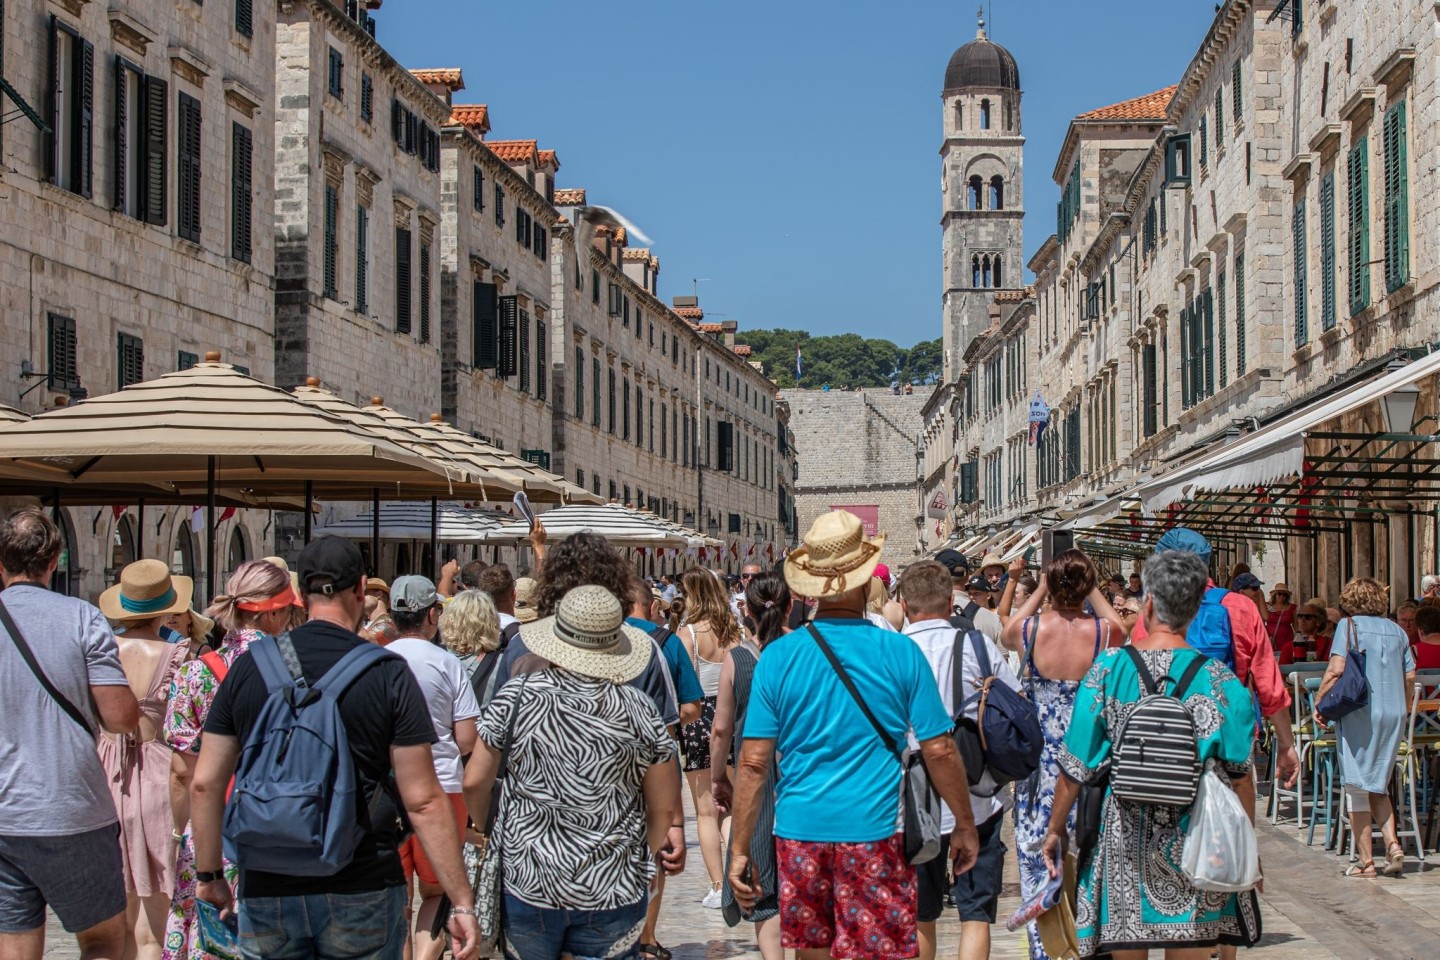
[806,623,901,762]
[0,596,93,735]
[484,674,532,834]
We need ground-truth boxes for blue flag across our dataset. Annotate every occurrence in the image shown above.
[796,345,803,380]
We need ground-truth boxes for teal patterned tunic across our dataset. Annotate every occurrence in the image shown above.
[1058,647,1260,954]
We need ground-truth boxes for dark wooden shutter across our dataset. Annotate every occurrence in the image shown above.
[116,333,144,388]
[142,76,167,225]
[608,368,617,433]
[177,93,202,241]
[47,314,77,390]
[359,73,372,123]
[1142,343,1158,437]
[535,313,547,401]
[391,99,403,142]
[494,185,504,226]
[518,308,531,392]
[473,281,498,368]
[473,166,484,212]
[1202,287,1214,397]
[46,16,58,182]
[322,184,338,297]
[74,36,94,198]
[113,58,127,212]
[718,421,734,471]
[1179,302,1191,407]
[395,227,412,333]
[1348,141,1370,315]
[236,0,254,37]
[574,345,584,418]
[1383,102,1409,292]
[355,206,368,313]
[497,296,518,377]
[622,379,631,438]
[231,123,252,263]
[418,242,431,343]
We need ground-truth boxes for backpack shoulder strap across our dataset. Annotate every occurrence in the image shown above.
[1122,643,1160,695]
[1171,651,1208,701]
[200,650,229,683]
[314,641,392,698]
[951,630,966,714]
[967,629,993,680]
[806,623,901,761]
[1022,615,1040,676]
[962,600,980,621]
[248,635,300,693]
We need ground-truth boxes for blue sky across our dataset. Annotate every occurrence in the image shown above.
[383,1,1220,347]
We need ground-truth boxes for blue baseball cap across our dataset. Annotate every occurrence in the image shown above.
[1154,527,1213,564]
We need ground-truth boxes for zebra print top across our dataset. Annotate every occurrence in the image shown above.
[476,668,676,909]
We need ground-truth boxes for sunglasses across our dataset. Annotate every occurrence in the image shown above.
[1296,614,1320,621]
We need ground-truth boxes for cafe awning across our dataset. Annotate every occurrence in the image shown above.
[312,501,507,542]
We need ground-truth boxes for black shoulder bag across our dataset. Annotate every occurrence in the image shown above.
[0,596,93,735]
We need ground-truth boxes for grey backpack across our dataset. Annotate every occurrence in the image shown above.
[1110,647,1208,807]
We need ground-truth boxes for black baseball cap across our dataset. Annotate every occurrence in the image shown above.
[935,549,970,577]
[965,574,995,594]
[297,536,365,596]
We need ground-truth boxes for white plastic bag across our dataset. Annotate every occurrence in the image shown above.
[1181,764,1261,892]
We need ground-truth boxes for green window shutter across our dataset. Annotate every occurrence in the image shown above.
[178,350,199,371]
[622,379,631,439]
[535,314,547,402]
[1142,343,1158,437]
[395,227,412,334]
[1383,101,1409,292]
[1292,198,1308,346]
[235,0,253,37]
[1319,171,1336,330]
[497,295,518,377]
[359,73,372,123]
[591,358,600,427]
[1234,252,1247,377]
[355,206,368,313]
[322,184,338,298]
[1217,268,1228,389]
[418,242,431,343]
[47,314,78,390]
[1179,302,1191,408]
[1199,115,1208,169]
[1232,61,1243,125]
[1214,88,1223,140]
[143,77,167,225]
[1202,288,1215,397]
[573,345,584,418]
[230,123,252,263]
[1348,140,1370,314]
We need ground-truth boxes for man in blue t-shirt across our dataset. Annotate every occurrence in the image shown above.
[729,511,979,960]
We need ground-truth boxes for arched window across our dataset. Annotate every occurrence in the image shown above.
[967,175,982,210]
[981,255,992,288]
[955,101,964,131]
[172,522,195,579]
[226,526,247,579]
[993,256,1004,287]
[971,255,981,288]
[980,99,991,130]
[989,176,1004,210]
[51,508,77,597]
[112,515,138,575]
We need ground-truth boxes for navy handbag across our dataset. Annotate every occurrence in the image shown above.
[1316,617,1369,722]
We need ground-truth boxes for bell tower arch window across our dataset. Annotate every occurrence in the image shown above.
[980,98,991,130]
[968,176,983,210]
[989,176,1004,210]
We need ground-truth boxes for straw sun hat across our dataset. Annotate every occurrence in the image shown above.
[513,576,539,623]
[99,559,193,623]
[519,584,653,683]
[784,509,886,599]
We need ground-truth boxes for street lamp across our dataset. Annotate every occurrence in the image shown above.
[706,514,720,539]
[1382,359,1419,434]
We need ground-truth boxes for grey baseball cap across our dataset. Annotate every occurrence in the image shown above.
[390,575,438,612]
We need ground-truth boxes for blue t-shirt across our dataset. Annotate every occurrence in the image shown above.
[626,617,703,706]
[746,618,953,843]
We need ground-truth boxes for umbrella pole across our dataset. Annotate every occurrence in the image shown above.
[430,497,439,582]
[303,480,313,544]
[371,488,381,577]
[136,498,145,553]
[206,456,217,605]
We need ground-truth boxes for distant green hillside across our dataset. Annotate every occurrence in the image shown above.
[737,329,941,390]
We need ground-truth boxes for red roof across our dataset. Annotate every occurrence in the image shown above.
[697,322,724,333]
[675,306,704,320]
[410,68,464,91]
[449,104,490,134]
[553,188,586,206]
[536,149,560,170]
[732,345,753,357]
[1076,85,1177,122]
[486,139,538,163]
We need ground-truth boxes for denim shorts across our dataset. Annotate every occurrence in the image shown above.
[238,886,407,960]
[0,824,126,933]
[502,893,647,960]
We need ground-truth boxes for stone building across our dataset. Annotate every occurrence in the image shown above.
[0,0,276,601]
[786,389,928,563]
[944,0,1440,600]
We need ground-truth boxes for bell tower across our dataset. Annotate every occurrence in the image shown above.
[940,7,1025,382]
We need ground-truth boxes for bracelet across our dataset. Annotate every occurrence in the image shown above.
[172,831,184,843]
[450,906,476,917]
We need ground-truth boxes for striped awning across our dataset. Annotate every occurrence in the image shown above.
[312,501,507,543]
[485,503,690,547]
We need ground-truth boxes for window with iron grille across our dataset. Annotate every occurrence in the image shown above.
[47,314,78,391]
[177,93,202,241]
[116,333,144,388]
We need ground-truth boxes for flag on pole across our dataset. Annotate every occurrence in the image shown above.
[1027,392,1050,446]
[190,506,204,533]
[796,345,803,381]
[219,506,237,524]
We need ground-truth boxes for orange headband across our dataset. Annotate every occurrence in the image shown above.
[236,585,303,612]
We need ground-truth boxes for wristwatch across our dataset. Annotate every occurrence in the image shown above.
[195,869,225,883]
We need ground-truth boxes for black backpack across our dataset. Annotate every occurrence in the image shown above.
[950,600,980,633]
[950,630,1043,792]
[1110,646,1208,807]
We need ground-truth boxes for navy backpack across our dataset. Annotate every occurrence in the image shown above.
[951,630,1043,790]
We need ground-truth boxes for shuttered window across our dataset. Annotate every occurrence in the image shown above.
[717,421,733,471]
[1292,198,1308,346]
[1142,343,1158,437]
[1382,101,1409,292]
[497,296,518,377]
[47,314,78,391]
[1198,114,1208,170]
[622,380,631,439]
[355,206,369,314]
[235,0,253,37]
[473,282,498,368]
[143,77,167,224]
[518,308,531,393]
[494,185,505,226]
[472,166,484,212]
[327,47,343,98]
[114,60,142,217]
[360,73,372,123]
[1234,251,1247,376]
[534,224,547,261]
[607,367,616,434]
[46,18,94,197]
[1348,140,1370,315]
[322,184,338,298]
[1202,288,1214,398]
[591,358,600,427]
[1179,302,1191,408]
[178,351,199,371]
[1232,60,1242,125]
[1319,170,1336,330]
[116,333,144,388]
[418,242,431,343]
[573,345,584,418]
[636,389,644,446]
[1213,88,1223,144]
[535,314,547,402]
[515,208,530,247]
[231,123,252,263]
[177,93,202,242]
[1217,268,1228,389]
[395,226,412,334]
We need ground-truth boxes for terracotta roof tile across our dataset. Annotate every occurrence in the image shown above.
[675,306,704,320]
[553,188,586,206]
[536,149,560,170]
[622,248,651,261]
[449,104,491,134]
[732,345,753,357]
[410,68,465,91]
[485,139,538,164]
[1076,85,1177,122]
[697,322,724,333]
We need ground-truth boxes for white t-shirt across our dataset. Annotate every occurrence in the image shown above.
[497,612,519,632]
[903,617,1020,830]
[387,636,481,792]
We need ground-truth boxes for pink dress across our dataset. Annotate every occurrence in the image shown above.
[96,642,188,898]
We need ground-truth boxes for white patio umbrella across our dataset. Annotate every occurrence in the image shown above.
[312,501,507,542]
[483,502,690,547]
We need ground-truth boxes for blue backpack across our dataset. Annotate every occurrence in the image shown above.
[952,630,1043,789]
[223,634,391,877]
[1185,587,1235,670]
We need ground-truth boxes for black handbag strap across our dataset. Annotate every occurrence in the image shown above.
[0,596,92,735]
[807,623,901,763]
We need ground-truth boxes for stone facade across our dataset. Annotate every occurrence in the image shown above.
[0,0,276,601]
[940,0,1440,598]
[786,389,928,563]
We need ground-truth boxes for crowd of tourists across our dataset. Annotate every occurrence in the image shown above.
[1,498,1433,960]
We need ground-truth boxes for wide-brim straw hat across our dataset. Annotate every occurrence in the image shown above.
[784,509,886,599]
[513,576,539,623]
[979,552,1006,571]
[99,559,194,622]
[519,584,652,683]
[180,609,216,645]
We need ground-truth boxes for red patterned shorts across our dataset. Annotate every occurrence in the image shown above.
[775,834,917,960]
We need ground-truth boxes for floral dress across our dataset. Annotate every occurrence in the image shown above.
[161,628,262,960]
[1058,648,1260,956]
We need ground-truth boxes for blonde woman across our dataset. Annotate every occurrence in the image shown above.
[439,589,504,709]
[678,567,745,908]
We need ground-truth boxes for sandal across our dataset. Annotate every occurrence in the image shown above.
[1383,844,1406,876]
[1343,863,1377,878]
[638,944,672,960]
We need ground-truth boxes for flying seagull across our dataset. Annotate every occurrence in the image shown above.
[574,203,653,254]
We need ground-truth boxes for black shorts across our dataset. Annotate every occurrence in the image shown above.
[916,810,1007,924]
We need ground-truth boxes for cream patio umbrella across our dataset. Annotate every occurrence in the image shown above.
[482,502,691,547]
[0,354,463,600]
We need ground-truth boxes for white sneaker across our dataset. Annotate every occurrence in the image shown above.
[701,886,723,908]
